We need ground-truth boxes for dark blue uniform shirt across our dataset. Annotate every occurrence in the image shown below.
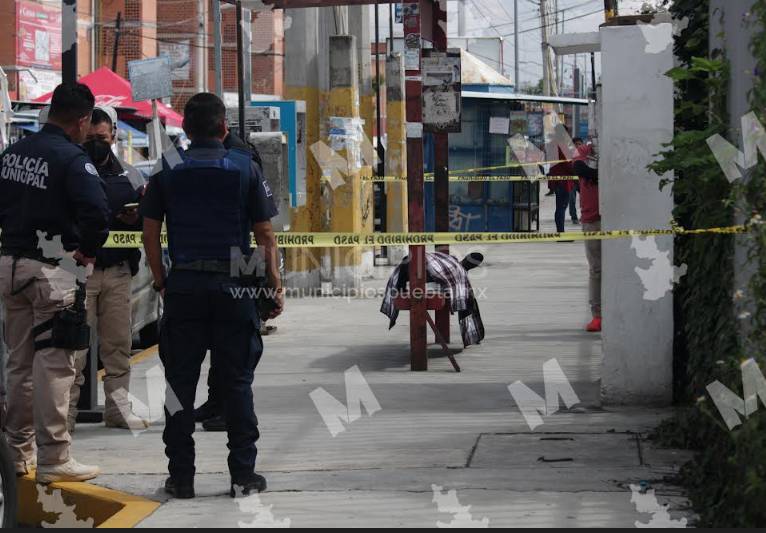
[141,139,278,225]
[96,152,144,272]
[0,124,110,257]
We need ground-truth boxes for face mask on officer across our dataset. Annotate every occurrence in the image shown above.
[85,118,116,167]
[83,139,113,167]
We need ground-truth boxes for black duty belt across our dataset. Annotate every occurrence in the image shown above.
[0,248,58,266]
[173,260,232,274]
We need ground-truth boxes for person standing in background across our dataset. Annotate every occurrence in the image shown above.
[573,140,601,333]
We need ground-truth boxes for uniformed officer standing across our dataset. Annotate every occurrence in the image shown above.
[194,130,267,433]
[68,106,149,432]
[142,92,282,499]
[0,83,110,483]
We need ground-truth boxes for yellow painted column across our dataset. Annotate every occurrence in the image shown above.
[385,52,409,264]
[326,34,372,291]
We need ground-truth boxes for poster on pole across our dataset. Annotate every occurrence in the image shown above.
[128,57,173,102]
[403,3,421,71]
[422,49,462,133]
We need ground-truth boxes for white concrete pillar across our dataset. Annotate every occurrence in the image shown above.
[599,24,675,405]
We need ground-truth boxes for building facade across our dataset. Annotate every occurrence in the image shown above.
[0,0,283,109]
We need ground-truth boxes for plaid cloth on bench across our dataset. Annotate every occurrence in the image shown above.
[380,252,485,347]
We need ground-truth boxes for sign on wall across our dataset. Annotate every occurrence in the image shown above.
[18,68,61,101]
[17,0,62,71]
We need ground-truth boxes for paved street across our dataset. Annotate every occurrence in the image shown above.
[63,196,694,528]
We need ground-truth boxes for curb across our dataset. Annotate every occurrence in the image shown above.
[20,345,162,528]
[18,474,160,528]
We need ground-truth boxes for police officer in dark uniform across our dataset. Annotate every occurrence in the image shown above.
[0,83,110,483]
[142,92,282,499]
[69,106,149,432]
[194,131,265,432]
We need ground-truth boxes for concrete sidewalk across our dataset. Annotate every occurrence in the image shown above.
[67,195,694,528]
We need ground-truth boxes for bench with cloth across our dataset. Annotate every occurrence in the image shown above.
[380,252,485,370]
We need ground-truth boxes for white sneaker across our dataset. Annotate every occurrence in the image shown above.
[36,458,100,484]
[104,412,150,431]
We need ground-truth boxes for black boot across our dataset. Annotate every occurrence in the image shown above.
[164,477,195,499]
[202,415,227,432]
[230,473,267,497]
[194,400,218,423]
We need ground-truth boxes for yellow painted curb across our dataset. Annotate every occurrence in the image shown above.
[18,474,160,528]
[98,345,159,381]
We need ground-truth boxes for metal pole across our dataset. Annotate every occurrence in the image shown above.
[236,1,246,140]
[540,0,550,96]
[196,0,206,93]
[389,2,394,53]
[62,0,78,84]
[457,0,466,36]
[590,52,597,100]
[405,2,427,371]
[243,8,253,103]
[213,1,223,97]
[375,2,384,177]
[111,12,122,72]
[433,0,450,345]
[514,0,519,90]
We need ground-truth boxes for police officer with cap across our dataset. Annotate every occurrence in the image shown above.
[142,92,282,499]
[68,106,149,432]
[0,83,110,483]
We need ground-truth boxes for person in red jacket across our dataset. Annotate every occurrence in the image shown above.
[547,132,576,233]
[573,142,601,333]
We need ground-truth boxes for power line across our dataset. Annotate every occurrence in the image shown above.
[503,7,604,37]
[467,0,600,31]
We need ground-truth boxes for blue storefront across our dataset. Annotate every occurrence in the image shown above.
[423,89,588,233]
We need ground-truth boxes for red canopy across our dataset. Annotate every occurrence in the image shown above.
[33,67,183,127]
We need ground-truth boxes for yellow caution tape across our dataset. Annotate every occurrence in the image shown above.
[104,226,746,249]
[354,175,577,183]
[424,159,572,176]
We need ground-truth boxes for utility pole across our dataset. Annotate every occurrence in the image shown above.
[236,1,246,140]
[540,0,550,95]
[375,1,384,177]
[558,9,565,95]
[111,12,122,73]
[62,0,77,84]
[457,0,466,36]
[514,0,519,90]
[196,0,206,93]
[213,1,223,97]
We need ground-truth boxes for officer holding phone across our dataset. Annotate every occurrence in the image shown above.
[68,106,148,432]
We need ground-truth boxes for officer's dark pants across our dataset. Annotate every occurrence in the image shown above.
[159,270,262,484]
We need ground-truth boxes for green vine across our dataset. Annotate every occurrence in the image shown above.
[648,0,766,527]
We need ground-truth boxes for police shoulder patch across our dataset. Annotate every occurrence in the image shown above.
[85,163,99,176]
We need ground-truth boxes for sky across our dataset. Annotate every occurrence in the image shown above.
[372,0,666,91]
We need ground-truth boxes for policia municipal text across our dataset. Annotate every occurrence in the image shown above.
[0,84,109,483]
